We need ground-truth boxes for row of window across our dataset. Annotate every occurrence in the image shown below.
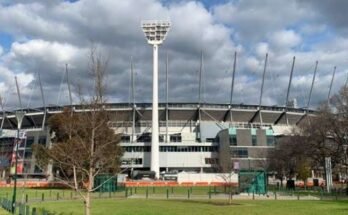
[229,135,275,146]
[121,133,182,143]
[121,158,143,165]
[122,146,218,153]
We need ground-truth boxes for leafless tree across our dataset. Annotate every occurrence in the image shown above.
[33,48,123,215]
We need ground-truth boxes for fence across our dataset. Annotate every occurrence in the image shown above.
[1,197,52,215]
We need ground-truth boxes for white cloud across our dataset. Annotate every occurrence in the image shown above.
[270,30,302,49]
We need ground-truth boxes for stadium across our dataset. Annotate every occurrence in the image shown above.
[0,101,315,180]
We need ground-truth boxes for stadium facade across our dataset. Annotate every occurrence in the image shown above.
[0,102,315,179]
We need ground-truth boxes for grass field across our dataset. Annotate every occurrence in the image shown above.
[0,187,347,215]
[29,199,348,215]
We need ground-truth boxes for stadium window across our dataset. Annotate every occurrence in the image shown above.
[252,135,257,146]
[38,136,46,145]
[231,148,248,158]
[121,135,130,143]
[26,137,35,148]
[159,135,164,142]
[170,133,182,142]
[137,133,151,143]
[267,136,275,146]
[229,135,237,146]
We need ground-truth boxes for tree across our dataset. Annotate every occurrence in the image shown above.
[268,86,348,190]
[33,48,123,215]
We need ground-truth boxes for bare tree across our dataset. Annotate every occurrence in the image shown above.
[33,48,123,215]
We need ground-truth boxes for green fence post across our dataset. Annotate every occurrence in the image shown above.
[320,190,323,200]
[25,194,28,203]
[166,188,169,199]
[274,191,277,200]
[42,193,44,202]
[214,186,216,195]
[335,191,338,201]
[99,191,102,198]
[209,190,211,200]
[125,188,128,198]
[130,187,133,196]
[56,193,59,201]
[187,189,190,199]
[146,187,149,199]
[5,192,8,199]
[135,187,137,194]
[35,190,38,198]
[25,205,29,215]
[252,191,255,200]
[109,191,111,198]
[49,190,52,198]
[171,187,174,194]
[297,193,300,200]
[62,190,65,198]
[70,192,73,199]
[190,187,193,194]
[153,186,155,194]
[32,207,37,215]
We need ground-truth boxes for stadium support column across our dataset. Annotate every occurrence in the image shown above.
[198,51,203,142]
[229,52,237,123]
[285,56,295,125]
[258,53,268,126]
[327,66,336,106]
[306,61,318,111]
[131,57,136,143]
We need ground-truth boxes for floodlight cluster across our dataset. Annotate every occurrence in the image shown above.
[141,20,171,45]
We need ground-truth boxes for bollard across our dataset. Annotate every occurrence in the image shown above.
[187,189,190,199]
[166,188,169,199]
[42,193,45,202]
[146,187,149,199]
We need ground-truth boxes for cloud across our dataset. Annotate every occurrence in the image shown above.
[0,0,347,110]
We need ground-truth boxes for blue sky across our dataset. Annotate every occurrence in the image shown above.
[0,0,347,109]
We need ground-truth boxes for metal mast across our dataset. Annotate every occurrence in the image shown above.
[131,57,136,143]
[165,52,169,143]
[285,56,296,125]
[229,51,237,122]
[259,53,268,125]
[66,64,73,106]
[38,71,47,130]
[306,61,318,111]
[327,66,336,106]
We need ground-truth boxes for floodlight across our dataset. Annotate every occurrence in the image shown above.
[141,20,170,45]
[141,20,170,179]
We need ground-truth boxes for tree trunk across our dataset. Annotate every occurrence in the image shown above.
[85,191,91,215]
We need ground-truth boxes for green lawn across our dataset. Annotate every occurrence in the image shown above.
[29,199,348,215]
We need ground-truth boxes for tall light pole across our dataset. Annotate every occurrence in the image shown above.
[141,20,170,178]
[11,110,25,214]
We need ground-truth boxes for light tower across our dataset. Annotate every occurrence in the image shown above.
[141,20,170,178]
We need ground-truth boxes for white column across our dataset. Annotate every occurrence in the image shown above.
[151,44,160,178]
